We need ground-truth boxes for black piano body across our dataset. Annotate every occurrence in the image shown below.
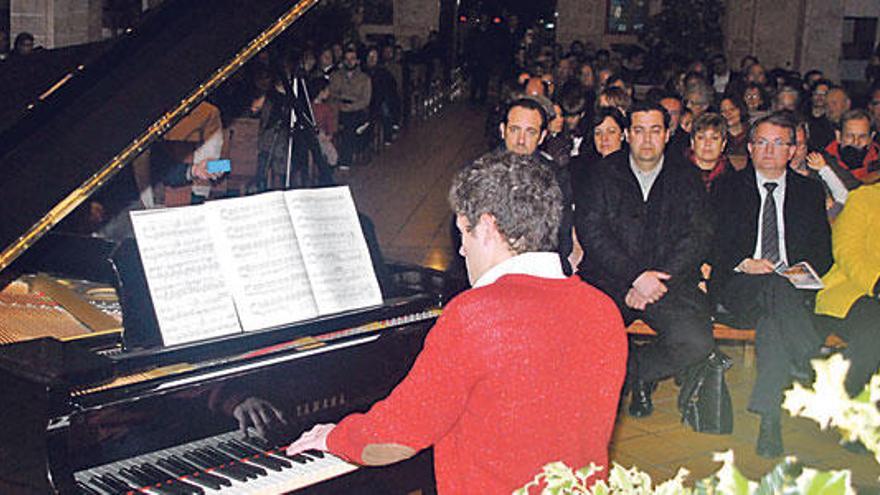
[1,293,444,494]
[0,0,454,493]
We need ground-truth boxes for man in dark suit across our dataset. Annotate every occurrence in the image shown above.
[710,112,832,458]
[575,101,715,418]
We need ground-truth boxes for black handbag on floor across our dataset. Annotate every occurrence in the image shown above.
[678,350,734,434]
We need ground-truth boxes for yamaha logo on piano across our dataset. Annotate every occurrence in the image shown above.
[296,393,346,417]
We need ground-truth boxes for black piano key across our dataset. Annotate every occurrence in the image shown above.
[75,481,102,495]
[101,473,137,493]
[183,451,250,483]
[119,467,178,495]
[217,442,285,471]
[140,463,205,495]
[232,439,293,469]
[304,449,325,459]
[155,458,222,491]
[87,476,116,495]
[264,451,294,468]
[287,453,312,464]
[228,439,262,456]
[240,435,269,449]
[117,467,150,488]
[218,440,254,458]
[160,455,232,490]
[192,448,236,476]
[202,446,266,478]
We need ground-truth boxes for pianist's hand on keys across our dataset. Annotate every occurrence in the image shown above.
[286,423,336,457]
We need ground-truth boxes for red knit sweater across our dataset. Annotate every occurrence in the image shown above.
[327,274,628,494]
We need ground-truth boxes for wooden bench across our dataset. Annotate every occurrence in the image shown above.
[626,320,845,347]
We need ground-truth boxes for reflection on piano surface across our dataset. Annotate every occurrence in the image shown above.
[0,0,453,493]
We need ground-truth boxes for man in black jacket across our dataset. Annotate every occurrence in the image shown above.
[575,101,714,418]
[710,112,832,458]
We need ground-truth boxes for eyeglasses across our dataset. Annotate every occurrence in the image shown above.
[870,100,880,106]
[753,138,792,149]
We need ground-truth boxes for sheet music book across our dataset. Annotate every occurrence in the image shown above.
[776,261,825,290]
[130,187,383,346]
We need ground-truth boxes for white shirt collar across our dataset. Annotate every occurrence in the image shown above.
[472,252,566,288]
[755,169,787,193]
[629,154,665,201]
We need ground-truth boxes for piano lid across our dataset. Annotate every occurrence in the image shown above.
[0,0,320,274]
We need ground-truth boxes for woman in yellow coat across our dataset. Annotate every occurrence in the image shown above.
[815,182,880,397]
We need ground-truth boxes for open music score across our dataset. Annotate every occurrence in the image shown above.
[130,187,382,346]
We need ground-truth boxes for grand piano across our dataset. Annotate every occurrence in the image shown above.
[0,1,449,493]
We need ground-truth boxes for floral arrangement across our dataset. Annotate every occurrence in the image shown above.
[517,353,879,494]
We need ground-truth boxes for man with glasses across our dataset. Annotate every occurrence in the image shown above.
[710,113,832,458]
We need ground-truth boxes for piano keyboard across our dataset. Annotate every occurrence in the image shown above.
[73,430,357,494]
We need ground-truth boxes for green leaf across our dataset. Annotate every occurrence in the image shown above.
[796,467,854,495]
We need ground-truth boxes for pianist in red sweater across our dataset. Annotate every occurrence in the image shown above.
[287,151,628,494]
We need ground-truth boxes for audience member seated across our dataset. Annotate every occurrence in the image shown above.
[570,107,627,192]
[498,97,573,273]
[710,53,736,96]
[590,107,627,159]
[806,79,834,151]
[687,113,731,191]
[810,85,851,152]
[597,86,632,115]
[818,109,880,188]
[788,119,849,216]
[658,94,688,160]
[556,81,590,158]
[680,107,695,135]
[815,182,880,398]
[709,112,832,458]
[684,80,714,119]
[541,103,572,166]
[574,101,714,420]
[743,82,770,123]
[720,95,751,168]
[773,85,801,113]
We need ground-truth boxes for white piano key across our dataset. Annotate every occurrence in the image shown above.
[75,429,358,494]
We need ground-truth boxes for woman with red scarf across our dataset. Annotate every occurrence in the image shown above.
[687,112,731,191]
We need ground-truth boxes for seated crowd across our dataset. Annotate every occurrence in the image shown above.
[480,34,880,459]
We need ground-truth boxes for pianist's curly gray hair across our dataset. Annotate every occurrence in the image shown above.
[448,150,562,254]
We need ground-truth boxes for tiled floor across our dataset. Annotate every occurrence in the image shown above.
[341,104,880,492]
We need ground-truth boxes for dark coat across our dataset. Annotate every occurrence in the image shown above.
[708,166,833,294]
[574,150,712,303]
